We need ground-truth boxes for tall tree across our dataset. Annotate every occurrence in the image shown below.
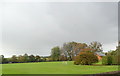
[73,43,88,56]
[1,55,9,63]
[116,41,120,53]
[0,55,4,63]
[23,53,29,62]
[51,46,61,61]
[18,55,24,63]
[62,42,77,61]
[11,55,18,63]
[29,55,35,62]
[89,41,103,52]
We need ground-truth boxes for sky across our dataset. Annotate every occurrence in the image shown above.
[0,2,118,58]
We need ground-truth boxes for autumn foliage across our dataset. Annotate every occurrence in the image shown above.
[74,49,98,65]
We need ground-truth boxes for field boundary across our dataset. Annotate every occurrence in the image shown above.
[1,71,120,76]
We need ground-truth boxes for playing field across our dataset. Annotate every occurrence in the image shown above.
[2,61,118,74]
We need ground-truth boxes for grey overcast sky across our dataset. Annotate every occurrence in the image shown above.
[1,2,118,57]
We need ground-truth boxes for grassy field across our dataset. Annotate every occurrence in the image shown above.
[2,61,118,74]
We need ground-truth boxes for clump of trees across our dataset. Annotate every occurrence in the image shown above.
[50,41,103,65]
[102,42,120,65]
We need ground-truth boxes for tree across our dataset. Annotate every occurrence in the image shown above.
[62,42,77,61]
[73,43,88,56]
[116,41,120,54]
[18,55,24,63]
[0,55,4,63]
[1,55,4,63]
[89,41,103,52]
[23,53,29,62]
[35,55,41,62]
[74,50,98,65]
[0,55,10,63]
[0,55,2,64]
[11,55,18,63]
[29,55,35,62]
[102,54,112,65]
[51,46,61,61]
[62,42,88,61]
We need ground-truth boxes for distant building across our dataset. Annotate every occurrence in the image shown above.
[95,52,105,60]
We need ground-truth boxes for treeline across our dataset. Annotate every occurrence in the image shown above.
[1,41,119,65]
[1,54,51,64]
[1,41,103,64]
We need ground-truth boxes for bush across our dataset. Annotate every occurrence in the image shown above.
[102,49,120,65]
[102,56,108,65]
[107,56,112,65]
[74,51,98,65]
[102,55,112,65]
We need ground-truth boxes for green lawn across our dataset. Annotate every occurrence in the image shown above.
[2,61,118,74]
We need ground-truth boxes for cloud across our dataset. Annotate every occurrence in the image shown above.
[1,2,118,57]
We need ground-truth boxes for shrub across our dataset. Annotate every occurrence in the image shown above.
[102,56,108,65]
[107,55,112,65]
[102,55,112,65]
[102,54,120,65]
[74,51,98,65]
[102,48,120,65]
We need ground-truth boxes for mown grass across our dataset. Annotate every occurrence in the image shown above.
[2,61,118,74]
